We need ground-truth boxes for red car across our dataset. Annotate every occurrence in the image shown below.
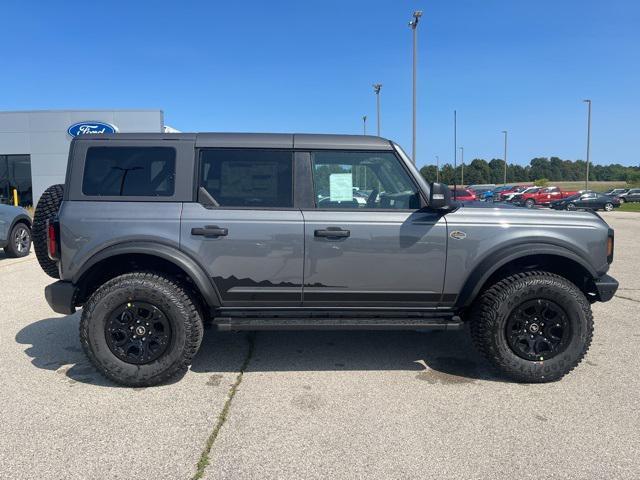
[515,187,578,208]
[451,188,476,202]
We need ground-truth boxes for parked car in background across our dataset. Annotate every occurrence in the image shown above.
[0,204,32,258]
[550,192,620,211]
[618,188,640,203]
[450,188,476,202]
[470,186,495,201]
[483,185,515,202]
[467,184,495,193]
[604,188,628,197]
[515,186,578,208]
[501,185,535,202]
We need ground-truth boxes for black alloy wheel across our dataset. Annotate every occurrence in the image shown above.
[505,299,570,361]
[105,301,172,364]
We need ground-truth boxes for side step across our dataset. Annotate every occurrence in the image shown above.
[213,315,462,331]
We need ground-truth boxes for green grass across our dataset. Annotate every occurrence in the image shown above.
[619,202,640,212]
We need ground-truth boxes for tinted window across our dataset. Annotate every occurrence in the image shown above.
[83,147,176,197]
[311,151,419,209]
[199,149,293,208]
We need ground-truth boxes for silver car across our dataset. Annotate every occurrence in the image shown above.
[0,204,32,258]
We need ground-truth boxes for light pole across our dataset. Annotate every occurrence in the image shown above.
[373,84,382,136]
[409,10,422,164]
[583,99,592,190]
[362,115,367,135]
[502,130,508,185]
[459,146,464,186]
[435,155,440,182]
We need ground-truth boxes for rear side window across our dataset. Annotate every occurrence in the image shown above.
[82,147,176,197]
[199,149,293,208]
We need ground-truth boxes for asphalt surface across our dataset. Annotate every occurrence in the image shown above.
[0,211,638,479]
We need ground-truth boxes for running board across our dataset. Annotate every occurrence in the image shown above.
[214,316,462,331]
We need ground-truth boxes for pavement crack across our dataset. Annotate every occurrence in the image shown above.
[192,333,255,480]
[615,294,640,303]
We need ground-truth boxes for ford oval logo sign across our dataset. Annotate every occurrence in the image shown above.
[68,121,118,137]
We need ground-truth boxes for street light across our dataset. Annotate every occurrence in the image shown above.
[435,155,440,182]
[502,130,508,185]
[373,84,382,136]
[583,99,592,190]
[409,10,423,164]
[362,115,367,135]
[459,146,464,186]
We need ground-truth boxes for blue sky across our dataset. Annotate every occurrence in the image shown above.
[1,0,638,167]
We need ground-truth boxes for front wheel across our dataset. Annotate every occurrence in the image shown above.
[470,271,593,382]
[604,202,614,211]
[566,203,577,211]
[525,199,535,208]
[80,272,204,387]
[619,198,625,204]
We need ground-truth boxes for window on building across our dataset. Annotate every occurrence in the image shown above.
[199,149,293,208]
[82,147,176,197]
[311,151,420,209]
[0,155,32,207]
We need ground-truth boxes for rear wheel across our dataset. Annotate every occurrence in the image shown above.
[470,271,593,382]
[32,184,64,278]
[80,272,204,387]
[4,222,31,258]
[604,202,614,211]
[619,198,625,204]
[566,203,577,211]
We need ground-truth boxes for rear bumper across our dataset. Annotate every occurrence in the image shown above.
[594,274,618,302]
[44,281,76,315]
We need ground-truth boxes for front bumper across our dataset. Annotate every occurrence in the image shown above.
[594,274,618,302]
[44,281,77,315]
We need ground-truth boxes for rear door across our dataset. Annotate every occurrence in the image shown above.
[180,148,304,307]
[301,150,447,308]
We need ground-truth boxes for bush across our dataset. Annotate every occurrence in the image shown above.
[534,178,549,187]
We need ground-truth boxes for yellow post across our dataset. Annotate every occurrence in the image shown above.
[13,188,19,206]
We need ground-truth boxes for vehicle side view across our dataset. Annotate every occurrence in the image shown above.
[34,133,618,386]
[0,203,32,258]
[514,186,578,208]
[618,188,640,203]
[550,192,620,211]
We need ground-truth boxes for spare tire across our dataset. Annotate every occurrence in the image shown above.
[33,184,64,278]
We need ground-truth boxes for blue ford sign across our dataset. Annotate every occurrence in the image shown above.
[68,121,118,137]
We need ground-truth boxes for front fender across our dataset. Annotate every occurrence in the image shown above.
[454,241,599,308]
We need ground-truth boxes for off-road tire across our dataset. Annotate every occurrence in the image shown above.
[525,198,535,208]
[80,272,204,387]
[32,184,64,278]
[470,271,593,383]
[4,222,31,258]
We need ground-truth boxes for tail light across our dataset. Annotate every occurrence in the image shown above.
[607,229,614,263]
[47,219,60,261]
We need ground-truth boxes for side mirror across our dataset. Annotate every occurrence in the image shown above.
[429,182,453,210]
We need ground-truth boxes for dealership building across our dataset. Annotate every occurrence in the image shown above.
[0,109,168,206]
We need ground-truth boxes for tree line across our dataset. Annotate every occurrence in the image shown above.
[419,157,640,186]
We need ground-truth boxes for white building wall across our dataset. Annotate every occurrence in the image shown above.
[0,110,163,203]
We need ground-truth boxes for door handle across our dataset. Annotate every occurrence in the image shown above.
[314,227,350,239]
[191,225,228,237]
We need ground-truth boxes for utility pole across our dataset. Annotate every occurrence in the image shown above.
[362,115,367,135]
[502,130,508,185]
[409,10,422,164]
[583,99,592,190]
[373,84,382,136]
[453,110,457,198]
[459,146,464,186]
[435,155,440,182]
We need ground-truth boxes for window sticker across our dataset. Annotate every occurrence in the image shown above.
[329,173,353,202]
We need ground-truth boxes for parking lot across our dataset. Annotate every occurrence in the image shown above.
[0,212,638,480]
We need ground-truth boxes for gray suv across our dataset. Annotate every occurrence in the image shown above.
[0,203,32,258]
[34,133,618,386]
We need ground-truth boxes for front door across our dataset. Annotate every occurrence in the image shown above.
[180,148,304,307]
[302,150,447,308]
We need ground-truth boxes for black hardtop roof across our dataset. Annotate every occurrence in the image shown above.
[74,132,394,150]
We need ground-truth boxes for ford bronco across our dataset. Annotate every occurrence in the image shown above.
[33,133,618,386]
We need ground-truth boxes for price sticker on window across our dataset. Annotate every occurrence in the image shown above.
[329,173,353,202]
